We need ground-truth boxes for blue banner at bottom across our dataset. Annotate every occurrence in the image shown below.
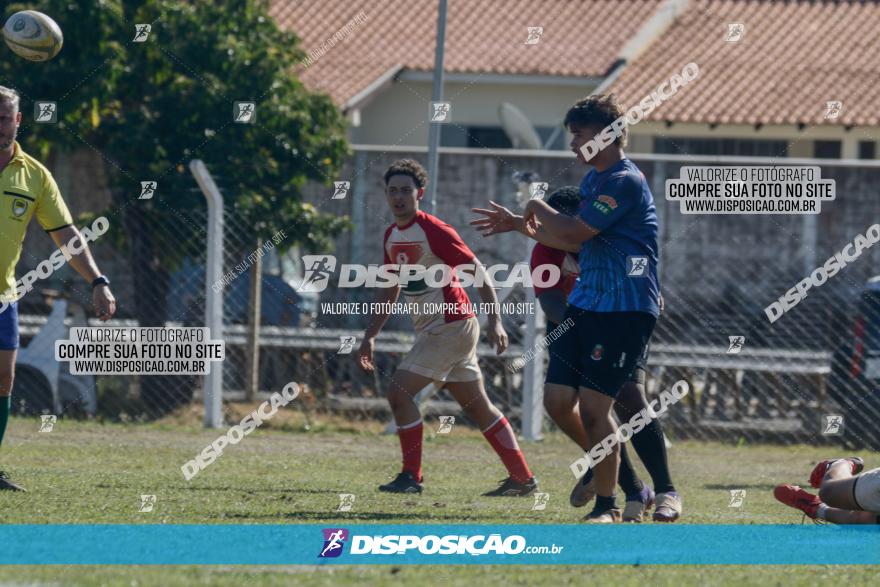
[0,524,878,565]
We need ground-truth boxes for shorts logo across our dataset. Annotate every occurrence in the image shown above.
[591,344,604,361]
[11,199,27,217]
[319,528,349,558]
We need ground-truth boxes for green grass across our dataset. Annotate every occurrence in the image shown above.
[0,415,877,585]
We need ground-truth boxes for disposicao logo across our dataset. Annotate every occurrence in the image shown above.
[319,528,349,558]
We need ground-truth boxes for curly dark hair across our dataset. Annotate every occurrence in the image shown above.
[563,94,628,147]
[384,158,428,189]
[546,186,581,217]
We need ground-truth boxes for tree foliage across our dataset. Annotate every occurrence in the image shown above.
[1,0,349,252]
[1,0,350,415]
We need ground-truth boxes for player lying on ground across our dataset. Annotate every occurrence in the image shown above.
[0,86,117,492]
[357,158,537,497]
[775,457,880,524]
[472,95,662,522]
[530,186,680,523]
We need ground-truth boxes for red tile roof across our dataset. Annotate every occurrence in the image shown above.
[270,0,665,107]
[271,0,880,127]
[607,0,880,127]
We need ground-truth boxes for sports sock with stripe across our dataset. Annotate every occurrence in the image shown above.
[397,419,423,482]
[482,416,532,483]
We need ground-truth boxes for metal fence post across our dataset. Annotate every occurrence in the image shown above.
[521,241,545,441]
[190,159,224,428]
[246,238,262,402]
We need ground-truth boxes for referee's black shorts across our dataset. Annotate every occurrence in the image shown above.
[545,307,656,398]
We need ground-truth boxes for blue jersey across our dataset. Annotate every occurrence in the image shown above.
[568,158,660,317]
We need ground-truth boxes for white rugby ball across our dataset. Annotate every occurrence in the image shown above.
[3,10,63,62]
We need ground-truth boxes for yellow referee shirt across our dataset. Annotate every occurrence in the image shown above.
[0,141,73,302]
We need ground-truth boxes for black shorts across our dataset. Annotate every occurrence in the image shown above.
[630,340,650,385]
[545,307,656,398]
[546,319,651,388]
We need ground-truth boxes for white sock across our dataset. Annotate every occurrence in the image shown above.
[816,504,829,520]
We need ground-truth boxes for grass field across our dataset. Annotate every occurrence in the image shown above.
[0,410,877,585]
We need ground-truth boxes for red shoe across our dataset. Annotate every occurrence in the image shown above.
[808,457,864,488]
[774,484,821,519]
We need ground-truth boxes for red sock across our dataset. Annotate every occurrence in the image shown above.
[482,416,532,483]
[397,420,423,481]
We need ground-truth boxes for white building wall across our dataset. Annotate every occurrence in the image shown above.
[349,84,876,159]
[349,79,595,146]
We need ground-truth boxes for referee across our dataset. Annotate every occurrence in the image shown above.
[0,86,116,491]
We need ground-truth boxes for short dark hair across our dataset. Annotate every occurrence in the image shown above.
[546,186,581,216]
[384,159,428,189]
[563,94,627,148]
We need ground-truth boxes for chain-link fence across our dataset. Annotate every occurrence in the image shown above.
[11,151,880,450]
[640,155,880,450]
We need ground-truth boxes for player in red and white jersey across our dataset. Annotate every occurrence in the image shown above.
[381,204,475,333]
[358,159,537,496]
[775,457,880,524]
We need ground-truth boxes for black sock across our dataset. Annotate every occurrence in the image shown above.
[617,443,643,499]
[614,381,676,494]
[594,494,617,512]
[630,418,675,493]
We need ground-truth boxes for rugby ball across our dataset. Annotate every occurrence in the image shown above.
[3,11,63,61]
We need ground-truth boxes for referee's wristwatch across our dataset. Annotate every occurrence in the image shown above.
[91,275,111,290]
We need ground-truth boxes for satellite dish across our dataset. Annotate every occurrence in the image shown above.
[498,102,543,150]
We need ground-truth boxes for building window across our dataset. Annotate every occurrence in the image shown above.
[441,125,570,150]
[858,140,876,160]
[813,140,842,159]
[441,126,515,149]
[465,126,512,149]
[440,126,467,147]
[654,137,788,157]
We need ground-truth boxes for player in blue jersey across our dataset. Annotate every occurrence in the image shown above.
[472,94,677,523]
[529,187,679,523]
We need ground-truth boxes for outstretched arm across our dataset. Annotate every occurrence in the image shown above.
[471,201,581,252]
[523,199,599,247]
[50,226,116,321]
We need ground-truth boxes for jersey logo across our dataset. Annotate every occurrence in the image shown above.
[592,195,617,216]
[11,198,28,218]
[389,242,427,295]
[389,242,424,265]
[597,195,617,209]
[591,344,604,361]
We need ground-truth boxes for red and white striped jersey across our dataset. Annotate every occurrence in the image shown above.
[383,210,477,332]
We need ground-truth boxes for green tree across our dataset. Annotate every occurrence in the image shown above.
[1,0,349,414]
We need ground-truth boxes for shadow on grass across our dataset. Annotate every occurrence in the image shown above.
[703,483,778,490]
[214,511,494,521]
